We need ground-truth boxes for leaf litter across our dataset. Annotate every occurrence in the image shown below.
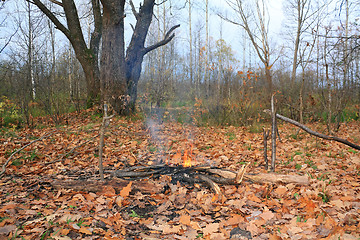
[0,110,359,239]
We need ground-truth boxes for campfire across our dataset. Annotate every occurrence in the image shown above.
[105,140,310,196]
[111,144,250,196]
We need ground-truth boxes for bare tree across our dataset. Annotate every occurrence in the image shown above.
[31,0,179,113]
[224,0,280,97]
[284,0,315,86]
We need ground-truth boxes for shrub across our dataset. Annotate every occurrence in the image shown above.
[0,96,23,128]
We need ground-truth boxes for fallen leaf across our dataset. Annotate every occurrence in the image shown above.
[274,186,288,197]
[287,226,303,235]
[247,194,262,203]
[79,227,92,235]
[52,236,72,240]
[260,211,275,221]
[224,214,244,226]
[115,196,123,207]
[179,214,191,226]
[120,182,132,198]
[203,222,219,236]
[0,225,16,234]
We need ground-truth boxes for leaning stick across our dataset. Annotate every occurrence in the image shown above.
[0,130,56,178]
[264,110,360,151]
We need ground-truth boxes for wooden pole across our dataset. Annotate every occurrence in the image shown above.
[99,102,114,181]
[271,94,276,171]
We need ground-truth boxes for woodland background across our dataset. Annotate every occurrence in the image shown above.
[0,0,359,129]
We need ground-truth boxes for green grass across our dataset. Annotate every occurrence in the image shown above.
[11,159,23,166]
[148,145,157,153]
[226,132,236,140]
[249,123,263,133]
[129,210,142,218]
[318,191,330,203]
[305,159,317,169]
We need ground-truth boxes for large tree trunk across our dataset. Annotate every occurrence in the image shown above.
[100,0,127,113]
[125,0,155,112]
[62,0,102,106]
[82,62,101,107]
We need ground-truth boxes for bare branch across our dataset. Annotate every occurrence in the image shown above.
[129,0,139,20]
[264,110,360,151]
[49,0,63,7]
[0,26,18,54]
[143,24,180,55]
[31,0,71,39]
[154,0,168,6]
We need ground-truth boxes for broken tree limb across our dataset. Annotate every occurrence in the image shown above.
[245,173,309,185]
[196,174,222,195]
[110,164,309,186]
[264,110,360,151]
[0,130,56,178]
[235,162,250,184]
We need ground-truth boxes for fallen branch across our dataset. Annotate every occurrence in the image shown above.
[245,173,309,185]
[0,130,56,178]
[48,166,309,194]
[111,163,309,188]
[271,95,276,171]
[264,110,360,150]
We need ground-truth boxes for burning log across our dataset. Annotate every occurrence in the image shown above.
[47,163,309,194]
[110,162,309,193]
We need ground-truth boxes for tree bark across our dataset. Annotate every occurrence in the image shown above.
[125,0,155,112]
[100,0,127,112]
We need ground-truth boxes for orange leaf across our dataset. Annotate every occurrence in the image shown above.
[268,234,282,240]
[224,214,244,226]
[203,222,219,236]
[260,211,275,221]
[248,194,262,203]
[79,227,92,235]
[179,214,191,226]
[120,182,132,198]
[100,186,116,197]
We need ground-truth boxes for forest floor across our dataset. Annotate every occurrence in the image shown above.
[0,109,359,240]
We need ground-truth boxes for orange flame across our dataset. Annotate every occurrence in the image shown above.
[171,143,195,167]
[182,149,192,167]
